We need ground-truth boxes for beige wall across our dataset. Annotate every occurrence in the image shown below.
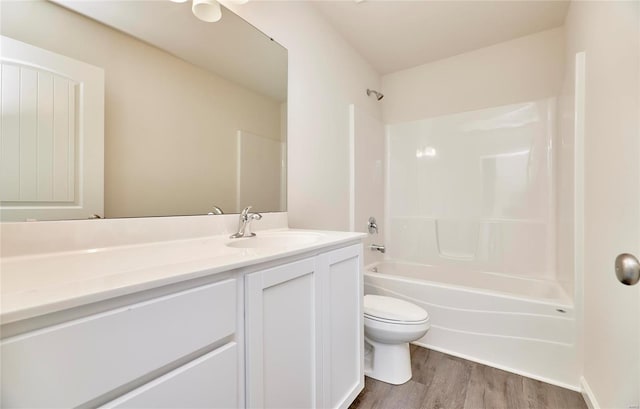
[1,0,282,218]
[381,27,565,124]
[224,1,382,231]
[563,2,640,408]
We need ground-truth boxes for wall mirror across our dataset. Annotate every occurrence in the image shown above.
[0,0,287,221]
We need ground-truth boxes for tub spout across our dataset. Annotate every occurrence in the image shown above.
[369,244,386,254]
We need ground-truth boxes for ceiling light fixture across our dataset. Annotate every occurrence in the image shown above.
[170,0,229,22]
[170,0,249,23]
[192,0,222,22]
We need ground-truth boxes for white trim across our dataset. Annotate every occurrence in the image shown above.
[235,130,242,214]
[412,341,581,392]
[574,50,587,404]
[580,376,600,409]
[383,126,390,259]
[348,104,355,232]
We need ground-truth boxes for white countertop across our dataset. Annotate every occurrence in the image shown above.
[1,228,364,325]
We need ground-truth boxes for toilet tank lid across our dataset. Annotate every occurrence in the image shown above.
[364,295,428,322]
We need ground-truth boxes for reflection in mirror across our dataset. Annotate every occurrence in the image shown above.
[0,0,287,221]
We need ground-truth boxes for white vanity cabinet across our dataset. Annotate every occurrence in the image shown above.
[0,239,363,409]
[245,244,364,409]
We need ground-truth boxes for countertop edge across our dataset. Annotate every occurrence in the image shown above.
[1,230,365,325]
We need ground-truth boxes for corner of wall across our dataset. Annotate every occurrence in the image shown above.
[222,1,383,231]
[580,377,600,409]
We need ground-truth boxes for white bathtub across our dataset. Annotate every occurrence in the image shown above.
[364,261,579,390]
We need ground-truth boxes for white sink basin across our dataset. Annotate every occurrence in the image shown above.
[226,232,324,249]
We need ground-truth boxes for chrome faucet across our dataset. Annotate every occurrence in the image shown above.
[367,217,379,235]
[208,205,224,215]
[230,206,262,239]
[369,244,386,254]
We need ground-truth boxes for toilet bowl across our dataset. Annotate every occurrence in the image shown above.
[363,295,430,385]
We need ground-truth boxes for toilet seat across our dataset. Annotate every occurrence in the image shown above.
[364,295,429,324]
[364,313,429,325]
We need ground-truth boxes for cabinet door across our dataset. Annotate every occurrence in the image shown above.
[319,244,364,409]
[245,257,321,409]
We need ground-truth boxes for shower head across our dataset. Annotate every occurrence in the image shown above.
[367,89,384,101]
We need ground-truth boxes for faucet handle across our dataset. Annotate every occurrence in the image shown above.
[241,206,253,217]
[245,210,262,237]
[367,217,378,234]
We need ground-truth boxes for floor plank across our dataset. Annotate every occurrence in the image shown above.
[420,351,473,409]
[464,363,526,409]
[410,344,432,386]
[349,376,394,409]
[523,377,587,409]
[386,380,429,409]
[351,345,587,409]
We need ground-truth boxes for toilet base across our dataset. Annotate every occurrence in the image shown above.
[364,337,412,385]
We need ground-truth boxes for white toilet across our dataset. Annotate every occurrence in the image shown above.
[363,295,430,385]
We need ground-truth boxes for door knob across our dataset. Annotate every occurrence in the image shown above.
[614,253,640,286]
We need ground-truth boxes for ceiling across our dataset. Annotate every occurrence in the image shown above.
[53,0,287,101]
[313,1,570,75]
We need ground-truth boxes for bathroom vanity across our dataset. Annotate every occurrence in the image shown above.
[0,222,364,409]
[1,1,363,407]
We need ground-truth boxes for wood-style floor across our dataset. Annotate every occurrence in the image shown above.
[349,345,587,409]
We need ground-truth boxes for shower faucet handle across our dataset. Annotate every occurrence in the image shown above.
[367,217,379,235]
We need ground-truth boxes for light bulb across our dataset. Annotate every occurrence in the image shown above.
[192,0,222,22]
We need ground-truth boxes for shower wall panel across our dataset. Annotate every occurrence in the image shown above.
[555,55,577,298]
[386,98,557,279]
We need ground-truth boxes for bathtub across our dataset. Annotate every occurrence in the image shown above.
[364,261,579,390]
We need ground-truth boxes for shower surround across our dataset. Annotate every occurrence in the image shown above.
[367,98,579,388]
[386,98,558,282]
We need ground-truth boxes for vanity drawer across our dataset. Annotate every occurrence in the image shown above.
[102,342,238,409]
[1,278,237,408]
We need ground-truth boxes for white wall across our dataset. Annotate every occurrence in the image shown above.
[223,1,382,231]
[563,2,640,408]
[382,27,565,124]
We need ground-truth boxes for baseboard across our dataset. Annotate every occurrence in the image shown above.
[580,377,600,409]
[340,378,365,409]
[412,341,581,392]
